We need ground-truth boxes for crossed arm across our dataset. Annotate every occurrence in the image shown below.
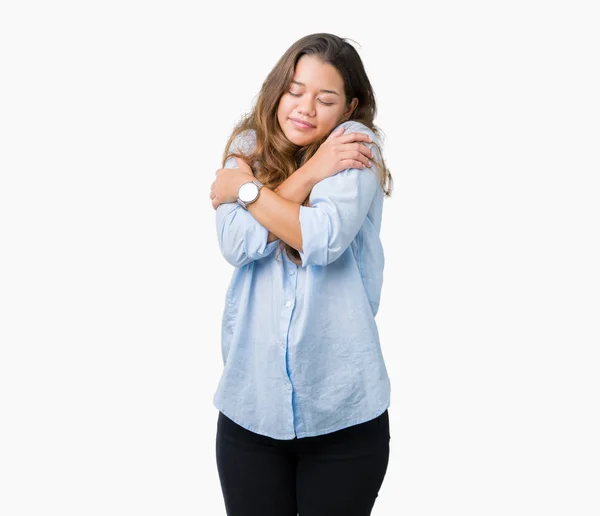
[215,159,315,266]
[264,169,315,244]
[215,127,380,268]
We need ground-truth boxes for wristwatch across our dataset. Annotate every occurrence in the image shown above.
[237,179,264,210]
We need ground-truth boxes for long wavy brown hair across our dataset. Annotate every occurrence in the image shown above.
[221,33,394,265]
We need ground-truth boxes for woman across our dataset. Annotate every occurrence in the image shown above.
[209,33,394,516]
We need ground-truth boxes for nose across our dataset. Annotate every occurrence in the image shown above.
[297,96,316,116]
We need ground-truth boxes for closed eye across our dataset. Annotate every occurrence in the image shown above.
[288,92,334,106]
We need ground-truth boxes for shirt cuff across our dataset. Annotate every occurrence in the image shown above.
[298,204,329,267]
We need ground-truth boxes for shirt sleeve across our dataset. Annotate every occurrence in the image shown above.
[215,131,280,267]
[298,124,382,267]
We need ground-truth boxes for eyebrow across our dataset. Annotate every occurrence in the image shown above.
[291,80,340,96]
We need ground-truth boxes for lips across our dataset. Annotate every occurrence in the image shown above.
[290,118,315,129]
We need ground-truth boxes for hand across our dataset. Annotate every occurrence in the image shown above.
[306,126,375,183]
[210,156,255,210]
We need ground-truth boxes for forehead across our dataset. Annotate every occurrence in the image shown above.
[292,54,344,90]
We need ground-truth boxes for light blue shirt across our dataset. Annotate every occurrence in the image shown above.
[213,120,391,440]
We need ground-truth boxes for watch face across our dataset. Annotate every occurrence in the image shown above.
[239,182,258,202]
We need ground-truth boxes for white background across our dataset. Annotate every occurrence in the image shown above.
[1,1,599,515]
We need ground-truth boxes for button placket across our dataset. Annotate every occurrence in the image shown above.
[277,257,299,429]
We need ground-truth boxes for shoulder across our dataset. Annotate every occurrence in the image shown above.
[334,121,383,168]
[335,120,378,143]
[224,129,257,169]
[335,121,381,157]
[229,129,257,154]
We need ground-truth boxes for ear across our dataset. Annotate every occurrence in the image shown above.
[343,97,359,120]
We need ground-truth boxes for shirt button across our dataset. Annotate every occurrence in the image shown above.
[285,301,292,307]
[289,270,296,275]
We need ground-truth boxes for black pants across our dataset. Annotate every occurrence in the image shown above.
[215,410,390,516]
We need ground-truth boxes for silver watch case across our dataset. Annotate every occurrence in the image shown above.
[237,179,264,209]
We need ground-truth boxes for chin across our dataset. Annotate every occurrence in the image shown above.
[283,131,309,146]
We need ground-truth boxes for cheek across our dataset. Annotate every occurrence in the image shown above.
[320,108,341,125]
[278,97,292,114]
[277,103,293,131]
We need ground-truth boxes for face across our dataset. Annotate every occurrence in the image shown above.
[277,54,358,146]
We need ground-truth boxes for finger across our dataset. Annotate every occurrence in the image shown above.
[344,142,374,158]
[344,159,370,170]
[234,156,253,173]
[341,151,372,168]
[339,132,373,144]
[353,142,374,159]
